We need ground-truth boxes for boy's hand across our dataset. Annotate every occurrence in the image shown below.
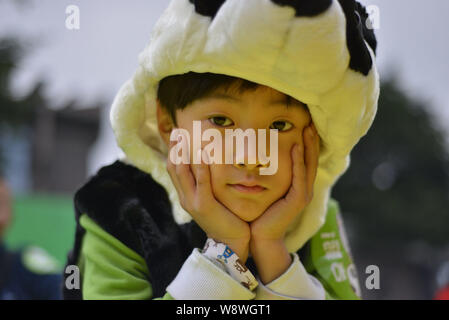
[166,136,251,262]
[248,122,320,284]
[250,122,320,243]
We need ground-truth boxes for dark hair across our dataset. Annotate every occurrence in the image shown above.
[156,72,305,126]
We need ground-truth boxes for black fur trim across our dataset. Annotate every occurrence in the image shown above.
[338,0,376,75]
[188,0,226,18]
[63,160,207,299]
[271,0,332,17]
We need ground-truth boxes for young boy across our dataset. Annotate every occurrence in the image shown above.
[63,0,379,300]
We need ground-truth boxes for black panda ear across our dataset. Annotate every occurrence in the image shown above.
[189,0,333,18]
[338,0,377,76]
[188,0,226,18]
[355,1,377,55]
[270,0,332,17]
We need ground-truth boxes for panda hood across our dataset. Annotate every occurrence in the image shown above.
[109,0,380,253]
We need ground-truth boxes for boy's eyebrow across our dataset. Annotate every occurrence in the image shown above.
[203,92,304,107]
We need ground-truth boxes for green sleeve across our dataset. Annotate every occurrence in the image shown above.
[77,214,174,300]
[301,199,363,300]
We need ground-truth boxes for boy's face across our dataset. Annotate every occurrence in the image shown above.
[159,84,312,222]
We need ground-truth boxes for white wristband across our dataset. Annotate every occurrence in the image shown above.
[202,238,258,291]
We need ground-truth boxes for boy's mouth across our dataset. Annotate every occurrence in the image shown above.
[227,183,266,194]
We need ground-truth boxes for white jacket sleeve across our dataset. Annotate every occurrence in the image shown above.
[166,248,325,300]
[254,252,325,300]
[166,248,255,300]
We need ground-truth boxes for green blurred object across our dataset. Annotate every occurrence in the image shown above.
[3,193,75,268]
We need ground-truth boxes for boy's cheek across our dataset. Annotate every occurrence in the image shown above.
[208,164,225,186]
[275,146,295,180]
[278,141,298,161]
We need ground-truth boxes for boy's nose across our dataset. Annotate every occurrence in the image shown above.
[233,154,269,171]
[233,161,266,171]
[229,134,271,171]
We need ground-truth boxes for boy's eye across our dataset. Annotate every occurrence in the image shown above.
[209,116,234,127]
[270,121,293,132]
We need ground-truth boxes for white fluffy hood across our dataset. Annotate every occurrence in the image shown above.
[109,0,380,253]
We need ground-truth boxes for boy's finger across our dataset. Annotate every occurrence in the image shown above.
[168,135,195,200]
[166,141,187,202]
[287,142,307,207]
[310,122,321,155]
[304,125,319,200]
[192,149,213,198]
[175,158,196,201]
[167,159,183,199]
[269,142,306,230]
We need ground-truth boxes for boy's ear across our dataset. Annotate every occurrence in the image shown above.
[156,100,174,146]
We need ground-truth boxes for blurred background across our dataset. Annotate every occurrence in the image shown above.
[0,0,448,299]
